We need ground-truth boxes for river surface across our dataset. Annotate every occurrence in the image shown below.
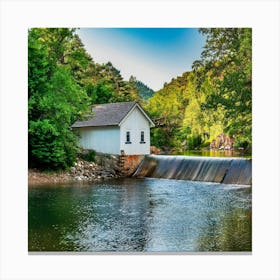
[28,178,251,252]
[177,150,251,158]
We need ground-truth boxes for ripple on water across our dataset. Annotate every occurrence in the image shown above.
[28,178,252,252]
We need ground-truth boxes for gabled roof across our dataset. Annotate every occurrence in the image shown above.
[72,101,155,128]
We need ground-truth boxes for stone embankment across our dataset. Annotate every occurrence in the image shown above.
[69,160,120,182]
[28,157,120,185]
[28,152,145,185]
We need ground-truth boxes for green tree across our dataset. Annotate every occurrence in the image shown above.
[181,71,225,149]
[194,28,252,149]
[28,28,90,170]
[87,80,114,104]
[128,76,141,103]
[145,75,187,149]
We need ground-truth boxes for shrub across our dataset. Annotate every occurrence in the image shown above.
[80,149,96,162]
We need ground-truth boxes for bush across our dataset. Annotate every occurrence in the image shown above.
[29,119,78,170]
[150,128,170,148]
[187,134,203,150]
[80,149,96,162]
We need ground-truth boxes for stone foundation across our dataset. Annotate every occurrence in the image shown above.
[80,149,145,177]
[94,153,120,173]
[120,153,145,176]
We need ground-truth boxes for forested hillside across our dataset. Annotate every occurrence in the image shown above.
[145,28,252,152]
[134,80,154,100]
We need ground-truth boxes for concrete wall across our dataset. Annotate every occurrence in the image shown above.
[77,126,120,154]
[120,107,151,155]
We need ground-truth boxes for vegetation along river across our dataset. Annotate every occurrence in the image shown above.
[28,178,251,252]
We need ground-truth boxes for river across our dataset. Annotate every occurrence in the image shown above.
[177,149,251,158]
[28,178,251,252]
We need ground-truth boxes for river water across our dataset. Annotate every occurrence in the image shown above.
[178,150,251,158]
[28,178,251,252]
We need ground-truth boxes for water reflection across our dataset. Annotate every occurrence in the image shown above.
[178,150,251,158]
[63,184,152,251]
[197,209,252,251]
[28,178,251,252]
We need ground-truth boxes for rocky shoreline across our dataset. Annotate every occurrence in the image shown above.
[28,159,120,186]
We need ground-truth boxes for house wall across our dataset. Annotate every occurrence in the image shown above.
[120,107,151,155]
[77,126,120,155]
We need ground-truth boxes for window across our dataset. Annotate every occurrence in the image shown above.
[140,131,145,144]
[125,131,131,144]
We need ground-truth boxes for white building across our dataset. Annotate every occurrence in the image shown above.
[72,102,155,155]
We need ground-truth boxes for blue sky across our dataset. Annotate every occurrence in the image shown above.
[77,28,206,91]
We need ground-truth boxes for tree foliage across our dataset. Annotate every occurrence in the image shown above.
[194,28,252,148]
[28,28,90,169]
[145,28,252,151]
[134,80,154,100]
[146,73,189,148]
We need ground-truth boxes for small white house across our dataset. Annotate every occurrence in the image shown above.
[72,102,155,155]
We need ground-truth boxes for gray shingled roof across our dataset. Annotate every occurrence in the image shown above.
[72,101,138,128]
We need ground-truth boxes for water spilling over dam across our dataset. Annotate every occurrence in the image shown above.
[133,155,252,185]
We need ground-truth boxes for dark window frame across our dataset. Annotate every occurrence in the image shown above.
[140,131,146,144]
[125,131,131,144]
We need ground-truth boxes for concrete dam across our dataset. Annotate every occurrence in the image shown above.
[133,155,252,185]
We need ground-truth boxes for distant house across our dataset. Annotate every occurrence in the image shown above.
[72,101,155,155]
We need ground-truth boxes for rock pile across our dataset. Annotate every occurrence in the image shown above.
[69,159,120,182]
